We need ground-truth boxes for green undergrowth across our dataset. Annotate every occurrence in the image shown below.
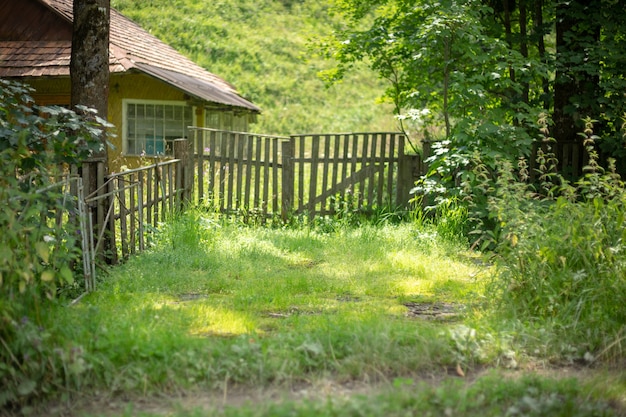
[13,209,626,415]
[44,216,488,396]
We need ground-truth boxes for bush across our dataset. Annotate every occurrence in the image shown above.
[0,78,108,409]
[485,119,626,360]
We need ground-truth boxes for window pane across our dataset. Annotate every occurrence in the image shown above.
[125,102,191,156]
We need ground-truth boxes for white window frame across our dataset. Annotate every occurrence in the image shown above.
[122,99,195,156]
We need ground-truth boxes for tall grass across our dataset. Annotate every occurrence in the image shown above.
[480,121,626,362]
[38,212,484,402]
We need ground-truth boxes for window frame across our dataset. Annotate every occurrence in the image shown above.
[122,99,195,157]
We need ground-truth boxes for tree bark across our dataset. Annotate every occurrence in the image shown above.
[70,0,111,264]
[553,0,601,144]
[71,0,110,160]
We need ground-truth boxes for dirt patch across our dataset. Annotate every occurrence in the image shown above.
[17,367,625,417]
[403,302,464,321]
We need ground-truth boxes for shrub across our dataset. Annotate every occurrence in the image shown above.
[485,118,626,360]
[0,78,108,409]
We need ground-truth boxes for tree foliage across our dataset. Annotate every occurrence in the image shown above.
[320,0,626,167]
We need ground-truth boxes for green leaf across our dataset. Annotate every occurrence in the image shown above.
[60,266,74,285]
[41,270,55,282]
[35,242,49,263]
[17,379,37,396]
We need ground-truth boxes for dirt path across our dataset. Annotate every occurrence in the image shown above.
[35,365,624,417]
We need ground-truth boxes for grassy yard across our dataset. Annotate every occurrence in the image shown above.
[37,213,624,417]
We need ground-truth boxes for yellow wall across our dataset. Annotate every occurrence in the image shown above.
[27,74,206,173]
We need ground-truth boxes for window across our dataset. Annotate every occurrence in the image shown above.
[205,110,249,132]
[124,100,193,156]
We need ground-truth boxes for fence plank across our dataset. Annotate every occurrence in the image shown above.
[208,131,217,201]
[281,139,294,221]
[118,176,129,259]
[386,133,396,206]
[254,136,262,210]
[138,171,144,252]
[320,135,331,214]
[272,138,279,214]
[309,135,320,217]
[245,134,253,209]
[196,130,205,202]
[262,138,270,214]
[130,174,136,255]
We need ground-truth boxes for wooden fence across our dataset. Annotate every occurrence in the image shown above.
[190,128,425,219]
[78,131,592,273]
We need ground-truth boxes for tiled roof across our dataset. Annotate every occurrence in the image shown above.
[0,0,260,112]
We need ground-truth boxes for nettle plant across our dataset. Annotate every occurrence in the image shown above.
[0,79,108,408]
[485,117,626,358]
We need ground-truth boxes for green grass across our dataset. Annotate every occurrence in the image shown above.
[32,212,624,416]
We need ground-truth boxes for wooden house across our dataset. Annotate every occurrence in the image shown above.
[0,0,261,171]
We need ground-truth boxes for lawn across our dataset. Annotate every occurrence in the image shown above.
[38,213,624,417]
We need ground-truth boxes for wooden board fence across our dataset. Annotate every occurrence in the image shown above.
[190,128,420,220]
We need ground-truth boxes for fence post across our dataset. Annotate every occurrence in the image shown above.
[174,138,194,208]
[281,139,294,222]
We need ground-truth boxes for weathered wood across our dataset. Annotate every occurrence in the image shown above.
[396,136,406,206]
[138,171,144,252]
[219,132,227,211]
[271,138,279,213]
[209,131,217,201]
[262,138,270,214]
[321,135,331,214]
[254,136,262,209]
[281,139,294,221]
[129,174,136,254]
[309,135,320,217]
[118,176,128,259]
[297,136,305,212]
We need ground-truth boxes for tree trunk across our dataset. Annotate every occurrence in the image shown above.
[71,0,110,135]
[533,0,549,110]
[519,0,529,105]
[553,0,601,145]
[70,0,111,264]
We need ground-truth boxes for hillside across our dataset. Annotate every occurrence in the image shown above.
[111,0,397,135]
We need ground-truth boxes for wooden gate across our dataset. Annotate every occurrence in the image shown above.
[282,133,411,218]
[191,128,419,219]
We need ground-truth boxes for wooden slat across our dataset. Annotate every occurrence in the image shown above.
[236,132,245,209]
[253,135,262,209]
[107,178,118,264]
[208,131,217,200]
[146,167,153,227]
[387,134,396,206]
[167,164,174,214]
[341,134,349,199]
[272,137,279,213]
[196,129,205,202]
[309,135,320,216]
[153,165,160,226]
[219,132,228,211]
[367,133,377,206]
[358,133,369,208]
[331,134,340,210]
[377,133,386,207]
[130,174,136,254]
[138,171,144,252]
[297,136,305,212]
[119,177,129,259]
[262,137,270,213]
[244,134,254,209]
[227,132,236,211]
[395,135,405,206]
[321,135,331,214]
